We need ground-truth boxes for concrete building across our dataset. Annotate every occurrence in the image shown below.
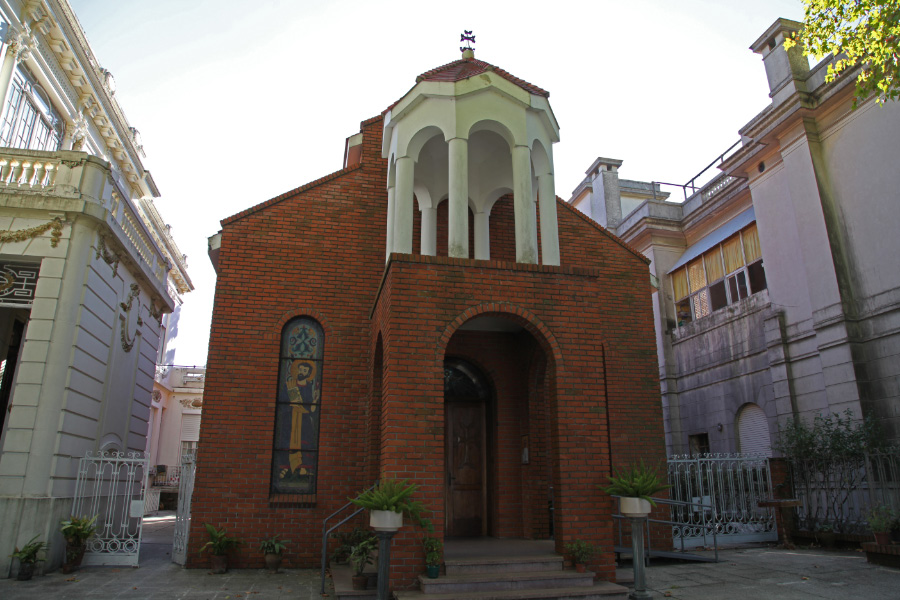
[0,0,190,574]
[570,18,900,456]
[145,365,204,512]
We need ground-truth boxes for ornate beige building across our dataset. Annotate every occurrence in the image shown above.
[0,0,191,574]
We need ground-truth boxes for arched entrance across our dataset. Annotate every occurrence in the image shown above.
[444,358,491,537]
[442,313,556,541]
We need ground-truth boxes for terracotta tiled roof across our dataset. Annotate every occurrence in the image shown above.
[418,57,549,96]
[384,57,549,114]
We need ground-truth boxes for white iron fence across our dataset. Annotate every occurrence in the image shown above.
[72,450,148,567]
[172,451,197,565]
[667,453,777,547]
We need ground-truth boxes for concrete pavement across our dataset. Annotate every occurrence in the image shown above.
[2,515,898,599]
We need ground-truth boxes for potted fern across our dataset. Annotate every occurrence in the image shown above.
[9,536,45,580]
[59,515,97,573]
[564,539,596,573]
[602,459,670,517]
[423,536,442,578]
[350,478,433,532]
[199,523,240,574]
[259,534,287,573]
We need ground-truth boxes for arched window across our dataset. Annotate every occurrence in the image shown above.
[0,70,62,151]
[271,317,324,494]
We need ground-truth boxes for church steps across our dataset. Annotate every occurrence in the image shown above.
[416,569,595,594]
[394,580,628,600]
[445,554,564,574]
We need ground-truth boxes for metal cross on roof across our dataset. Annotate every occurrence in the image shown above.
[460,30,475,53]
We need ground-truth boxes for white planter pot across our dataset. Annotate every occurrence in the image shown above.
[370,509,403,531]
[619,497,652,517]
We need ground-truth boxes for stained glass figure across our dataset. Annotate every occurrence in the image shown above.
[272,317,324,494]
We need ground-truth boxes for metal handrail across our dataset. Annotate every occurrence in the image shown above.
[651,140,744,202]
[612,495,719,563]
[319,480,378,594]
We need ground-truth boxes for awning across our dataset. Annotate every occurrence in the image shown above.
[668,207,755,273]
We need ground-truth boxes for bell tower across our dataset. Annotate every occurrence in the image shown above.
[381,35,561,265]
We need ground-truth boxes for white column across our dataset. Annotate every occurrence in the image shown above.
[0,45,23,123]
[393,156,414,254]
[448,138,469,258]
[420,207,437,256]
[512,145,538,264]
[538,172,560,265]
[385,185,395,261]
[474,211,490,260]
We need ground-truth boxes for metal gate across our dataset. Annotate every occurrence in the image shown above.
[172,451,197,565]
[668,453,777,547]
[72,450,148,566]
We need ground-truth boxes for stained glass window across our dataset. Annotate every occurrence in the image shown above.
[271,317,324,495]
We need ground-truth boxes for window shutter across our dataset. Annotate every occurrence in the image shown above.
[742,224,762,263]
[672,269,689,301]
[687,258,707,292]
[737,404,771,456]
[704,247,725,282]
[722,236,744,274]
[180,414,201,443]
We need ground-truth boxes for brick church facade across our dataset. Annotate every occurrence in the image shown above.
[194,50,666,588]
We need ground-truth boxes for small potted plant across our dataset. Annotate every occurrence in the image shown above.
[330,527,371,565]
[259,534,287,573]
[867,505,894,546]
[816,523,836,549]
[59,515,97,573]
[199,523,240,574]
[564,539,596,573]
[349,536,377,590]
[350,478,433,532]
[602,459,670,517]
[423,536,442,578]
[9,536,45,580]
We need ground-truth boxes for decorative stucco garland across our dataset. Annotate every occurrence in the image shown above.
[119,283,143,352]
[0,217,65,248]
[95,234,120,277]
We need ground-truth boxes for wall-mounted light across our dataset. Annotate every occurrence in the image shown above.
[717,423,723,432]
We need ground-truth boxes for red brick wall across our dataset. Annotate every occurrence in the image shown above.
[194,112,666,590]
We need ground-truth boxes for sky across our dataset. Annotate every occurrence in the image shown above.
[69,0,804,366]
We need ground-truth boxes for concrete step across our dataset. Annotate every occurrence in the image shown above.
[446,554,564,575]
[395,580,629,600]
[417,569,596,595]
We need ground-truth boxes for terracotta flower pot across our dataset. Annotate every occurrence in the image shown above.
[210,554,228,574]
[873,531,891,546]
[16,562,35,581]
[62,543,85,574]
[352,574,369,590]
[265,552,282,573]
[575,563,586,573]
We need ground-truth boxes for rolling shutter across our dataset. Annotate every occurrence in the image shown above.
[737,404,771,456]
[180,414,201,443]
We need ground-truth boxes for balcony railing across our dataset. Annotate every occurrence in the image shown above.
[151,465,183,487]
[0,148,170,289]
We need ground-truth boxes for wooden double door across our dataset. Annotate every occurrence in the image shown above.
[444,359,490,537]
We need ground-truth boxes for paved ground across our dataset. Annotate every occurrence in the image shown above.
[3,517,899,599]
[1,512,335,599]
[638,546,900,599]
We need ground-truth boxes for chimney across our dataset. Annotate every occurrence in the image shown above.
[750,18,810,105]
